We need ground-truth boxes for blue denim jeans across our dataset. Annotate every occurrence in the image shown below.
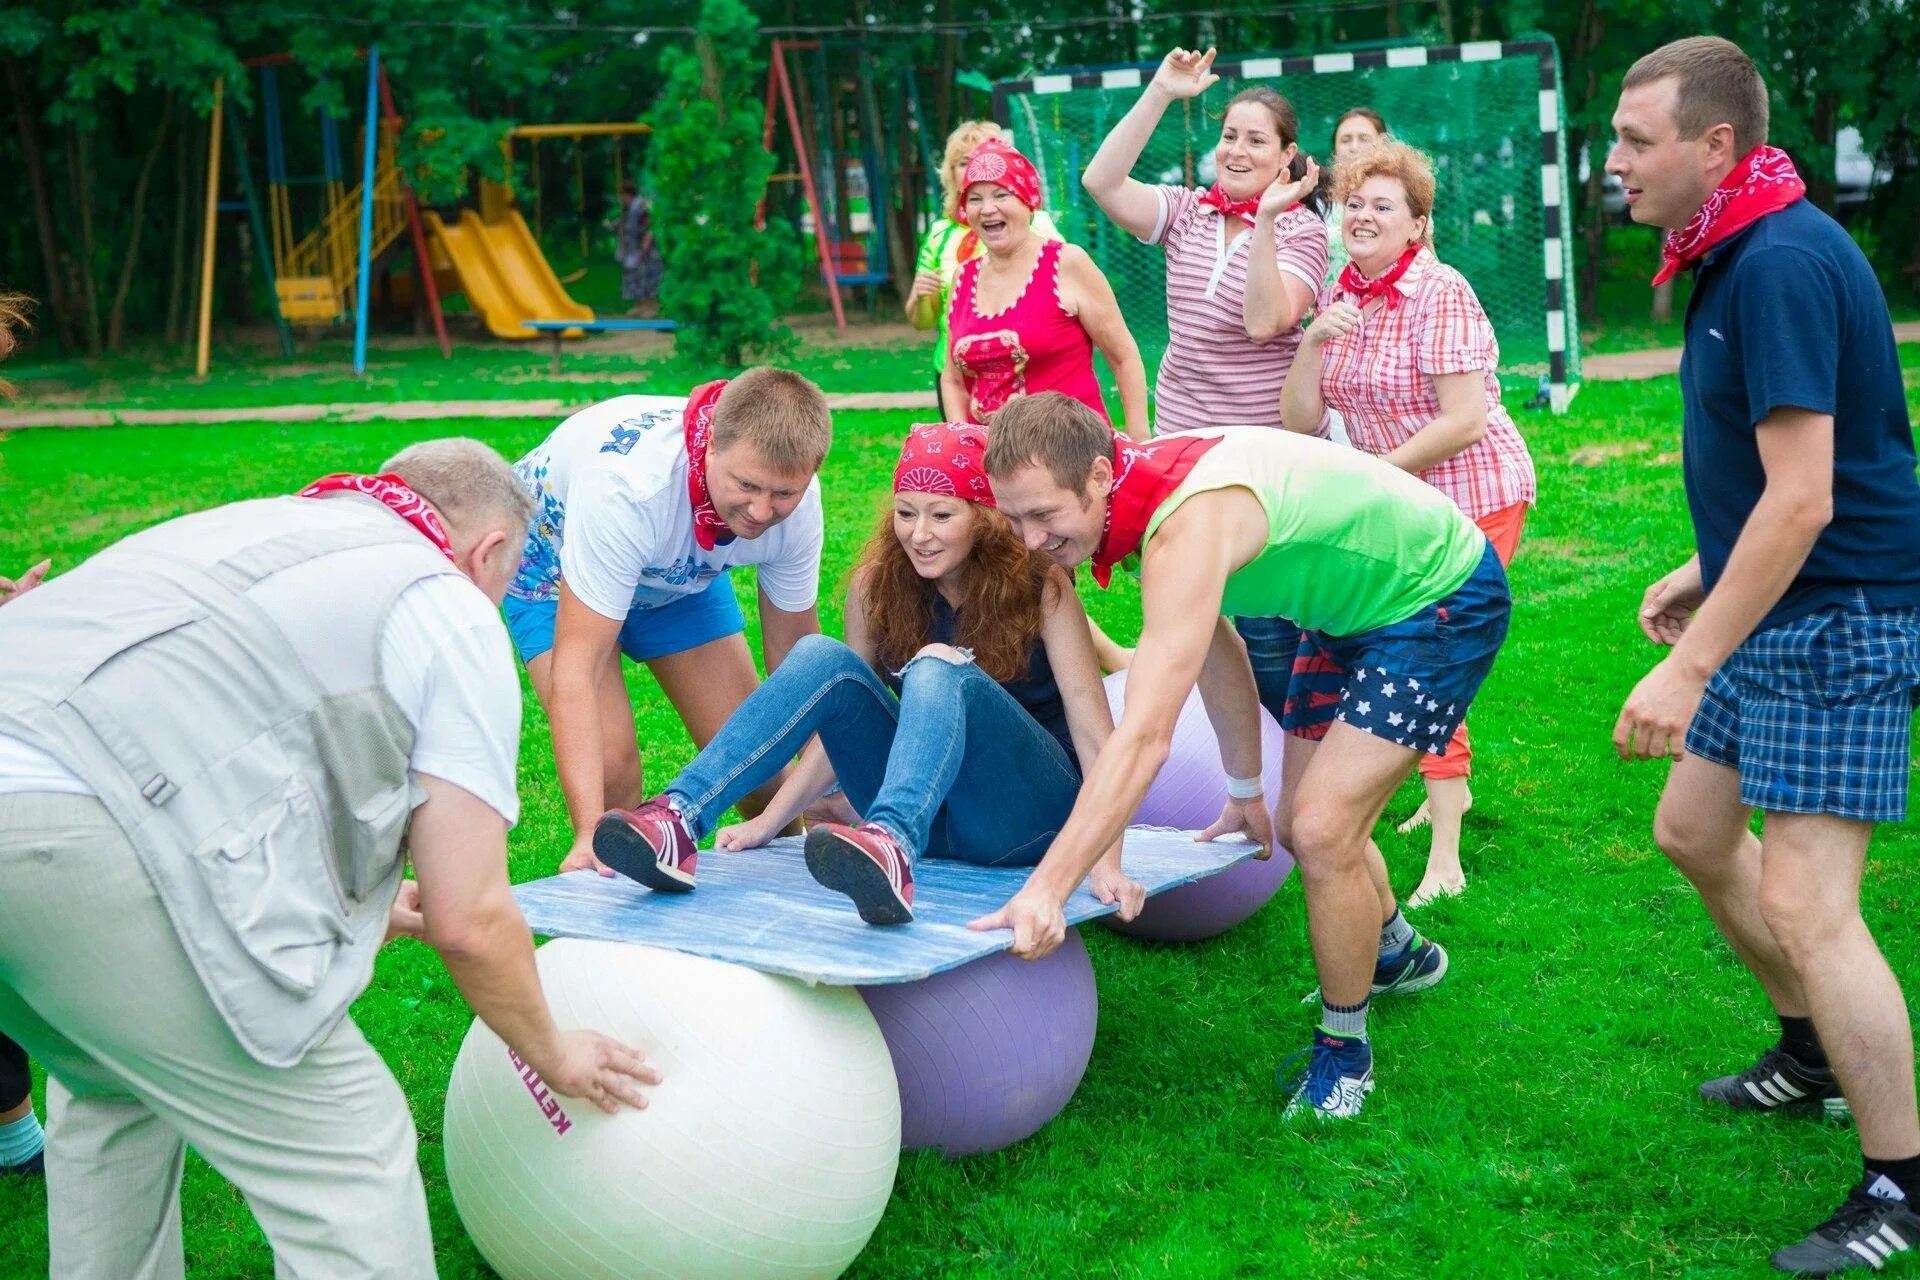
[1235,614,1304,728]
[663,634,1082,866]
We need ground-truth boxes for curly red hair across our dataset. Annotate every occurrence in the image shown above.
[858,502,1051,683]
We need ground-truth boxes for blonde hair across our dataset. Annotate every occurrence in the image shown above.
[940,120,1007,215]
[710,366,832,474]
[0,293,32,401]
[1333,139,1437,243]
[382,438,535,541]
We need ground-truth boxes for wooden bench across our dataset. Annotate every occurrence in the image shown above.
[523,317,678,375]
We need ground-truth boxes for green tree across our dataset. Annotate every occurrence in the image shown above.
[645,0,796,368]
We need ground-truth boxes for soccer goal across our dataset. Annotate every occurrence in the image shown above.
[993,38,1580,412]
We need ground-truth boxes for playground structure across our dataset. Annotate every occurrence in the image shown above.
[196,51,627,376]
[760,38,939,336]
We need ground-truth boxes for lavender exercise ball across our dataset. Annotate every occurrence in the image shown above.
[858,929,1097,1157]
[1102,669,1296,942]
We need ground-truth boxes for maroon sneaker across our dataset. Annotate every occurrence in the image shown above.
[804,822,915,925]
[593,799,697,892]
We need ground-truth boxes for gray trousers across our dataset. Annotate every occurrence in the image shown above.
[0,793,436,1279]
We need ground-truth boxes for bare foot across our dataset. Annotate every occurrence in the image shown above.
[1396,783,1472,834]
[1408,871,1466,908]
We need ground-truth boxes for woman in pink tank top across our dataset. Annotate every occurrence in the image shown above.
[941,142,1148,439]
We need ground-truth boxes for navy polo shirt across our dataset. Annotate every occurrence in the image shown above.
[1679,198,1920,630]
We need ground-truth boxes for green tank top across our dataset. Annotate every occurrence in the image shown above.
[1142,428,1486,636]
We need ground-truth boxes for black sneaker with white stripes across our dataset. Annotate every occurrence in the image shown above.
[1700,1046,1849,1119]
[1771,1179,1920,1275]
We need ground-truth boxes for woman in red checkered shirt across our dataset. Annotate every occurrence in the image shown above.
[1279,138,1536,909]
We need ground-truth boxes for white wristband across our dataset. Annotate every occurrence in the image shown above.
[1225,775,1265,801]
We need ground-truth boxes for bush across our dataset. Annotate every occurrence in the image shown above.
[644,0,797,369]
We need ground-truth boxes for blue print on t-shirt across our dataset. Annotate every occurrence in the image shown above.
[641,557,724,589]
[598,409,678,456]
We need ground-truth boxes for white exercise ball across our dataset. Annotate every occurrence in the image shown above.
[444,939,901,1280]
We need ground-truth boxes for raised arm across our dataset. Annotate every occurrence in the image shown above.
[1082,47,1219,241]
[1243,161,1322,342]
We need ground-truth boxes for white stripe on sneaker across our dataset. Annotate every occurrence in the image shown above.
[1846,1239,1885,1269]
[1745,1080,1776,1105]
[1881,1224,1910,1250]
[1770,1071,1806,1099]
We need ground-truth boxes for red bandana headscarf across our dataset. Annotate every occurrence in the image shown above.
[894,422,995,505]
[957,141,1044,261]
[682,378,734,551]
[1089,432,1223,587]
[1652,144,1805,286]
[1197,183,1266,227]
[296,473,456,562]
[1335,242,1423,312]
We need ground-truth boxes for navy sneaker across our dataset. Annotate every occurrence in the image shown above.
[1701,1045,1850,1120]
[1770,1179,1920,1274]
[1278,1033,1375,1121]
[1373,936,1449,996]
[593,799,698,892]
[0,1148,43,1178]
[1301,937,1450,1005]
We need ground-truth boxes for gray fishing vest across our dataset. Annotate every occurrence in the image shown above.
[0,493,469,1067]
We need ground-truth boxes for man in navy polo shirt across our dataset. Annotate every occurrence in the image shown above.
[1608,36,1920,1276]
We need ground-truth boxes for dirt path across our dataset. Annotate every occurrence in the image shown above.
[6,323,1915,430]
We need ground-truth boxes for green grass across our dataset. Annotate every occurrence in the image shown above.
[1,367,1917,1278]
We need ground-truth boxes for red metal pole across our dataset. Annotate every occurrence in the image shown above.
[377,63,451,358]
[773,44,846,336]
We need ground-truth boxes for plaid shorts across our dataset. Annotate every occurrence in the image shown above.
[1686,594,1920,823]
[1277,541,1512,754]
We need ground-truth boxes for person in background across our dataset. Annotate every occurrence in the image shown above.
[1082,46,1328,436]
[615,180,664,318]
[1280,139,1535,908]
[906,121,1063,400]
[593,423,1145,930]
[1609,36,1920,1276]
[1324,108,1388,274]
[941,140,1149,441]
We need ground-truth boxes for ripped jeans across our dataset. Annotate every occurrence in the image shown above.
[662,634,1081,866]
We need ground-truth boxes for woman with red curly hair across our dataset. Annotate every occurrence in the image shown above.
[592,423,1145,928]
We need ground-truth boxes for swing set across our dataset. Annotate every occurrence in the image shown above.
[760,38,939,336]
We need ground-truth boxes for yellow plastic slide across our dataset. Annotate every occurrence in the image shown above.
[425,208,593,341]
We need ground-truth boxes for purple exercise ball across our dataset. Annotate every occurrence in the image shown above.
[1101,669,1297,942]
[858,929,1096,1157]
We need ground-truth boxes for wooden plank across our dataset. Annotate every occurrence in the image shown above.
[512,827,1268,987]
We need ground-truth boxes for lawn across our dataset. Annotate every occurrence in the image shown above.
[0,363,1917,1279]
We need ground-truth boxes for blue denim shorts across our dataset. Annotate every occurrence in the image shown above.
[1277,541,1512,754]
[501,577,746,664]
[1686,593,1920,823]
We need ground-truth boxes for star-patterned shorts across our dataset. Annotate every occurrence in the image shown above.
[1278,542,1511,755]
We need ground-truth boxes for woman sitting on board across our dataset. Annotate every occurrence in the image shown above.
[590,422,1147,927]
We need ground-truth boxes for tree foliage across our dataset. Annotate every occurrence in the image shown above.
[644,0,797,368]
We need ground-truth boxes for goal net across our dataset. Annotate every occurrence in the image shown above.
[992,38,1580,412]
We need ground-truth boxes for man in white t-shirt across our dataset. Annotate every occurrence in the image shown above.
[0,440,659,1277]
[505,369,834,873]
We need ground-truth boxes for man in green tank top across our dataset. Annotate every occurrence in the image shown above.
[974,393,1511,1122]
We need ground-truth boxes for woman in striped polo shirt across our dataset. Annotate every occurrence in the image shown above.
[1081,45,1329,435]
[1281,138,1536,907]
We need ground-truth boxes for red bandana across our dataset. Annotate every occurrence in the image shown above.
[683,378,733,551]
[894,422,995,505]
[957,142,1043,263]
[296,473,456,562]
[1335,242,1423,312]
[1090,432,1223,587]
[1197,183,1265,227]
[1653,144,1805,286]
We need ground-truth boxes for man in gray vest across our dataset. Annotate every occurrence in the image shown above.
[0,439,661,1278]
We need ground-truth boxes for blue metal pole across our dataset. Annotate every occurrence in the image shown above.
[353,46,379,377]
